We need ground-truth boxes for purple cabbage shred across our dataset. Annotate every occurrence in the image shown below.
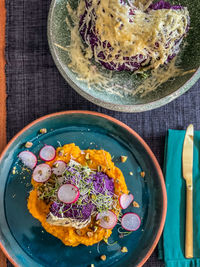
[50,170,114,220]
[79,0,189,72]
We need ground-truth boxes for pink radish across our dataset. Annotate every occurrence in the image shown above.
[58,184,80,204]
[32,164,52,183]
[18,151,37,169]
[52,160,67,176]
[39,145,56,162]
[119,194,134,209]
[121,212,141,231]
[96,211,117,229]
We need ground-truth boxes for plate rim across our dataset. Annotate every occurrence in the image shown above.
[0,110,167,267]
[47,0,200,113]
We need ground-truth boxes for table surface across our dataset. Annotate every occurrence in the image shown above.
[2,0,200,266]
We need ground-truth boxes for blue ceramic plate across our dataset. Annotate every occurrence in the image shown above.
[0,111,167,267]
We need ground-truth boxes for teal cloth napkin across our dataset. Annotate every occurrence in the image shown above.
[159,129,200,267]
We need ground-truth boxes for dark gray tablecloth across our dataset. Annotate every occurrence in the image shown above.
[5,0,200,266]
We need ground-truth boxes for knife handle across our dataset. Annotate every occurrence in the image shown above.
[185,184,193,258]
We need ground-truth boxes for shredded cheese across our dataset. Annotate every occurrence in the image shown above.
[81,0,189,69]
[61,1,110,87]
[53,0,194,98]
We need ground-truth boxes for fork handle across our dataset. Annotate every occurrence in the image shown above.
[185,185,193,258]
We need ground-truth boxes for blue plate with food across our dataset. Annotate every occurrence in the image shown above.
[48,0,200,112]
[0,111,166,266]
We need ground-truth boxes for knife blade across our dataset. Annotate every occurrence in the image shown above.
[182,124,194,258]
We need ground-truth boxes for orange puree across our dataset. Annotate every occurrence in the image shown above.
[27,143,128,246]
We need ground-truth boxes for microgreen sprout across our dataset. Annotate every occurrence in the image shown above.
[103,237,118,246]
[118,227,132,237]
[39,159,117,220]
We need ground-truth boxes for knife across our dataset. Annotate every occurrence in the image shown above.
[182,124,194,258]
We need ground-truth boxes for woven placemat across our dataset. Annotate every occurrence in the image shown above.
[5,0,200,266]
[0,0,6,154]
[0,0,7,265]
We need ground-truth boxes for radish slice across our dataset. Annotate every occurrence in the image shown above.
[119,194,134,209]
[121,212,141,231]
[18,151,37,169]
[96,211,117,229]
[58,184,80,204]
[39,145,56,162]
[32,164,52,183]
[52,160,67,176]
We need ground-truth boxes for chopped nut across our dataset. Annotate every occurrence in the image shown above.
[25,141,33,148]
[140,171,145,178]
[97,165,102,172]
[121,246,128,253]
[85,153,90,160]
[133,201,140,208]
[103,216,110,222]
[103,237,108,243]
[40,128,47,134]
[38,186,43,192]
[96,220,100,225]
[91,194,96,200]
[120,156,128,163]
[86,159,92,165]
[58,149,64,156]
[87,231,93,238]
[93,226,98,232]
[129,171,133,176]
[75,229,82,236]
[53,163,59,168]
[100,255,106,261]
[91,264,95,267]
[49,180,55,186]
